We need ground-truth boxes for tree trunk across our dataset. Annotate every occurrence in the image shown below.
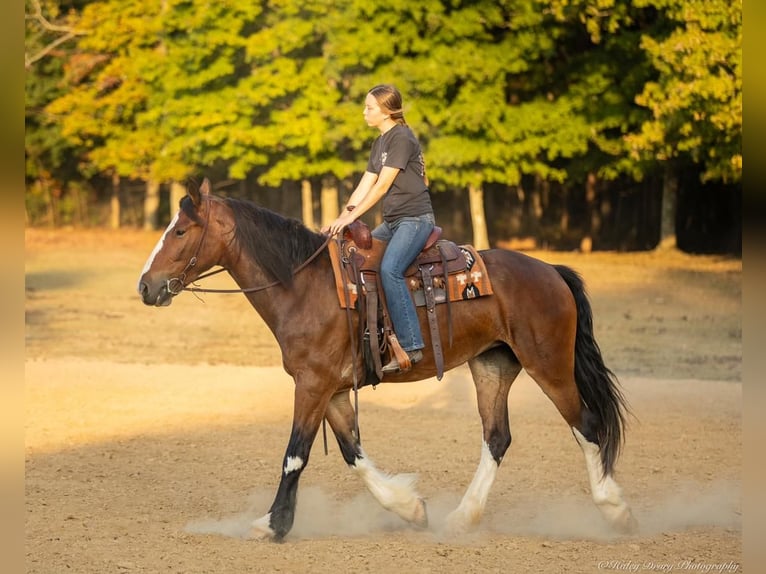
[451,187,466,242]
[320,175,339,228]
[169,181,185,219]
[110,173,121,229]
[527,176,544,238]
[508,183,524,236]
[658,166,678,249]
[38,171,56,228]
[143,179,161,231]
[559,184,569,236]
[580,171,599,253]
[301,179,314,229]
[468,183,490,250]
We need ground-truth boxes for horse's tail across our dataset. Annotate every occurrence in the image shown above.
[554,264,629,477]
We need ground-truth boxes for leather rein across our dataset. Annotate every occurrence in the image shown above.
[165,197,333,295]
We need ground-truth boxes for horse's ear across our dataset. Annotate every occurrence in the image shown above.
[188,178,210,208]
[188,180,201,207]
[200,178,211,197]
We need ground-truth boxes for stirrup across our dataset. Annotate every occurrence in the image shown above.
[382,349,423,374]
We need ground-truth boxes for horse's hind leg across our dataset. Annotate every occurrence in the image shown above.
[446,346,520,532]
[572,423,637,533]
[324,390,427,527]
[520,272,637,533]
[524,359,637,533]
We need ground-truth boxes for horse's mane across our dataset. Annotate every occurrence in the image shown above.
[225,197,327,287]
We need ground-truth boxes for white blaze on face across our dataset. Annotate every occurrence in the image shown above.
[137,212,179,291]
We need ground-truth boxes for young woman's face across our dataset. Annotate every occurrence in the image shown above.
[363,93,388,129]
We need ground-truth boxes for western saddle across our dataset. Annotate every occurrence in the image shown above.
[328,220,483,383]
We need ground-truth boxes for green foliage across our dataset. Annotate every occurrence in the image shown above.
[628,0,742,183]
[25,0,93,221]
[25,0,742,221]
[43,0,265,181]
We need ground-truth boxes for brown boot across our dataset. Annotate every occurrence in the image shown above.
[381,349,423,374]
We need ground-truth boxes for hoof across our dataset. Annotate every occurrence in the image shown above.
[411,497,428,529]
[444,506,481,534]
[249,513,275,540]
[614,509,639,535]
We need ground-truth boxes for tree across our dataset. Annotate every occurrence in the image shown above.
[44,0,265,228]
[539,0,656,247]
[25,0,92,225]
[626,0,742,246]
[629,0,741,183]
[25,0,89,69]
[27,0,741,254]
[240,1,361,225]
[408,1,602,247]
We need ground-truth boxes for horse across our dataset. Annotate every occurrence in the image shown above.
[137,178,637,541]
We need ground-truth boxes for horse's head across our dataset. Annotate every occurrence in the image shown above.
[137,178,222,306]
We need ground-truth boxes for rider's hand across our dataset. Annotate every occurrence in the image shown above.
[323,211,355,236]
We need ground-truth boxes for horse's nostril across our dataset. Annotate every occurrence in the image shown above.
[138,281,149,300]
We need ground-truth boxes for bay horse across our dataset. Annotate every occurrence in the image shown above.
[137,178,637,541]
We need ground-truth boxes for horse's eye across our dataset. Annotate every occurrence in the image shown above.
[175,228,186,237]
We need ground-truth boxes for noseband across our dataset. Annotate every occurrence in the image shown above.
[166,197,332,295]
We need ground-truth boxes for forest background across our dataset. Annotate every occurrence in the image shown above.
[24,0,742,254]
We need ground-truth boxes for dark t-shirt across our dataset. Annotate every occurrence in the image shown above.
[366,124,433,223]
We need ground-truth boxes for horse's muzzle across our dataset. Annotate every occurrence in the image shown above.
[138,280,174,307]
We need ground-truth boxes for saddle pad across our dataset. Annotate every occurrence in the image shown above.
[411,244,494,306]
[328,240,493,309]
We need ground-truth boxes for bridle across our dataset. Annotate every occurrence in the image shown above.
[165,195,213,296]
[165,196,332,296]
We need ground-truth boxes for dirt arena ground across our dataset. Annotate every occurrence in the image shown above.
[25,227,742,573]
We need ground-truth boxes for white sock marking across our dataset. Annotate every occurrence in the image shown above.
[448,441,498,528]
[283,456,304,474]
[572,427,632,526]
[250,512,274,539]
[352,449,423,523]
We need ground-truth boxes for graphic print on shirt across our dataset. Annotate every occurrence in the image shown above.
[416,151,425,179]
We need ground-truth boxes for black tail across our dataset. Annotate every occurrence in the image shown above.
[554,265,629,477]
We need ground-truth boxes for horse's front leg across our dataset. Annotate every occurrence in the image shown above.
[324,390,428,528]
[251,375,331,541]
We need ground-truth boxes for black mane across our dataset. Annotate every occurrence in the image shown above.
[226,197,326,287]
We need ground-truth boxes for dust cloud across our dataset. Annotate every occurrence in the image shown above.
[185,486,414,539]
[184,479,739,542]
[489,479,740,541]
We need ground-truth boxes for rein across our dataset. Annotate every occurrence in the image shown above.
[165,196,332,295]
[181,235,332,294]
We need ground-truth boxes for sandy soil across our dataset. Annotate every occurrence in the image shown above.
[25,228,743,573]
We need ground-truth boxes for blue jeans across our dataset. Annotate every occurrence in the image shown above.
[372,214,435,352]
